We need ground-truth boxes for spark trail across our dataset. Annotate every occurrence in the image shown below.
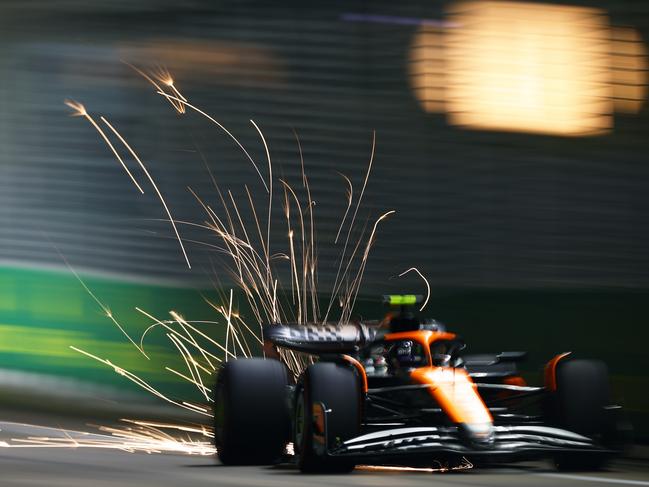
[6,64,431,459]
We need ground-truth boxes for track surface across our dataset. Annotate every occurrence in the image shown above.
[0,417,648,487]
[1,448,649,487]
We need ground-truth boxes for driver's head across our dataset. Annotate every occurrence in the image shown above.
[390,340,423,370]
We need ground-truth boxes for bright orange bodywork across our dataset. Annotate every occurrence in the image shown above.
[504,375,528,387]
[384,329,493,426]
[342,354,369,393]
[544,352,572,391]
[410,367,493,425]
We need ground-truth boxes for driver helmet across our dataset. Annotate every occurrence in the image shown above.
[390,340,422,370]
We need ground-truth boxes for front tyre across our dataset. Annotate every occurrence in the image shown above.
[551,359,612,471]
[295,362,361,473]
[214,358,290,465]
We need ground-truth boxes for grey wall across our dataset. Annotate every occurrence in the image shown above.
[0,0,648,294]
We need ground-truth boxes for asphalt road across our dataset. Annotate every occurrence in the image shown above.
[0,416,648,487]
[1,447,649,487]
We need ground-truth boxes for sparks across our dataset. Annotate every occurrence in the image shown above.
[57,70,415,459]
[0,421,215,455]
[64,99,144,194]
[398,267,431,311]
[123,62,187,114]
[357,457,473,473]
[100,117,191,269]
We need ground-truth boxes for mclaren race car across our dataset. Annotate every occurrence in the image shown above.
[213,295,628,472]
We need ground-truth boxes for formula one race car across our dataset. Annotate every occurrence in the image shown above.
[213,295,629,472]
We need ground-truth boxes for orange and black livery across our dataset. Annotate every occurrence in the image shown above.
[213,295,629,473]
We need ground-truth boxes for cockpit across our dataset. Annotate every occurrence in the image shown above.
[361,335,465,377]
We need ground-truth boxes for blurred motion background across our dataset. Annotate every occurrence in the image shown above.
[0,0,648,438]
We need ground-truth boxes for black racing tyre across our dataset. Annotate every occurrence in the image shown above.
[295,362,361,473]
[552,359,612,471]
[214,358,290,465]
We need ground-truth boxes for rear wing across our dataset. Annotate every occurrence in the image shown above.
[263,323,378,354]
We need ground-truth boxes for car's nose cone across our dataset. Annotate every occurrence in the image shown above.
[459,422,495,448]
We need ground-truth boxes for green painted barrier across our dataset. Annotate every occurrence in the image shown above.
[0,265,227,399]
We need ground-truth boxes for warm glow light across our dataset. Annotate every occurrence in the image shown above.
[445,1,611,136]
[409,27,446,113]
[611,27,648,113]
[120,40,285,88]
[410,2,649,136]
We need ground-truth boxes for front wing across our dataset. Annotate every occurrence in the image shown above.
[325,424,613,464]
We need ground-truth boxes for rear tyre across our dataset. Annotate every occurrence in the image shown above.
[551,359,612,471]
[295,362,360,473]
[214,358,290,465]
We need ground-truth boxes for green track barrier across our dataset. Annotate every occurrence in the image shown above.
[0,265,226,399]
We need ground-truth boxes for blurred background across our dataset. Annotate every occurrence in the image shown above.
[0,0,648,440]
